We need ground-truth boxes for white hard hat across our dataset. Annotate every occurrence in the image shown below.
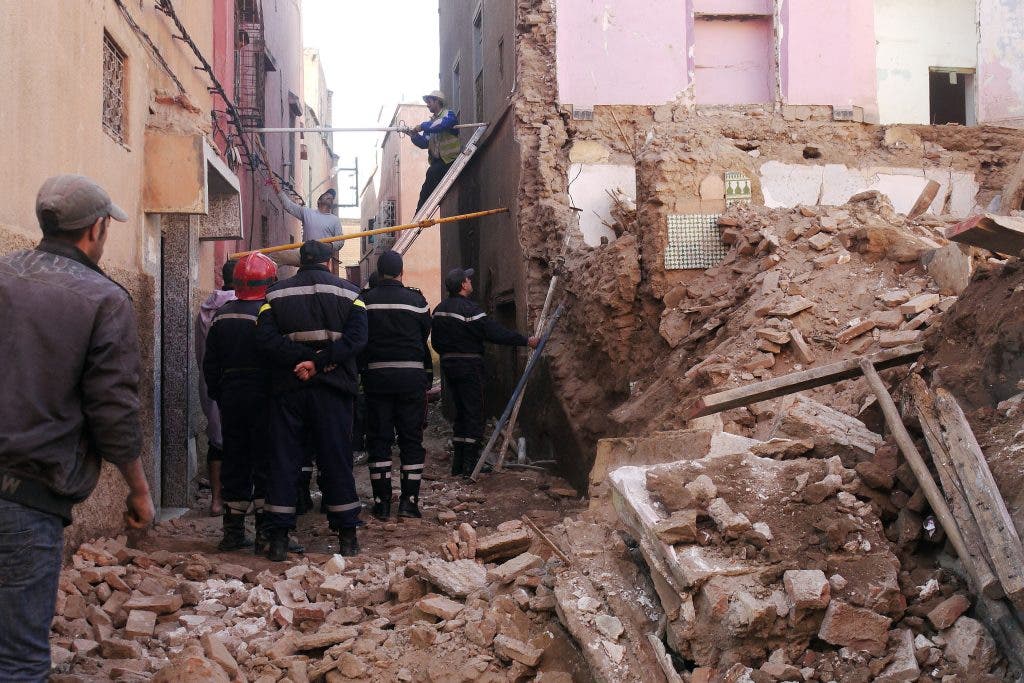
[423,90,446,105]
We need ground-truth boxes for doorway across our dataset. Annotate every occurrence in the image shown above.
[929,69,975,125]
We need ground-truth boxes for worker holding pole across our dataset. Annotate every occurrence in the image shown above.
[404,90,461,210]
[431,268,538,476]
[269,175,342,270]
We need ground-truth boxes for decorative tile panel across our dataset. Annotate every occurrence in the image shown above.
[665,214,728,270]
[725,171,752,206]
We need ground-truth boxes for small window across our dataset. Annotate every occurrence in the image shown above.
[380,200,397,228]
[451,59,461,116]
[102,33,127,143]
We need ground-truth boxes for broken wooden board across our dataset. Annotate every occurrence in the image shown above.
[685,344,924,419]
[907,375,1001,600]
[946,214,1024,257]
[934,388,1024,610]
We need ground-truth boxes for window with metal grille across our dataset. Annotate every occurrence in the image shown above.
[102,33,127,143]
[473,9,483,122]
[380,200,397,228]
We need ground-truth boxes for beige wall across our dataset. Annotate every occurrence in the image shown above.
[378,103,440,308]
[0,0,219,539]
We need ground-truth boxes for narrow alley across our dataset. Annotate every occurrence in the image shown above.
[2,1,1024,682]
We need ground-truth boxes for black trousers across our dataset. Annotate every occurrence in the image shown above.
[265,385,360,530]
[441,358,484,449]
[417,158,453,210]
[366,390,427,501]
[219,386,269,514]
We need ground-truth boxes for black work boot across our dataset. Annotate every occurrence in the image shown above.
[463,445,491,478]
[450,443,465,477]
[398,496,422,519]
[218,511,252,551]
[371,498,392,521]
[338,527,360,556]
[370,476,392,521]
[267,527,290,562]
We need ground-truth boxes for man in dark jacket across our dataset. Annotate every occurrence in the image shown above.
[431,267,537,476]
[0,174,154,679]
[360,251,432,520]
[257,240,367,558]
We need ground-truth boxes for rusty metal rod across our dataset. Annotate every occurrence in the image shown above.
[228,207,508,260]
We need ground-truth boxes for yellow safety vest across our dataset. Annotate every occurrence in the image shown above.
[428,110,462,165]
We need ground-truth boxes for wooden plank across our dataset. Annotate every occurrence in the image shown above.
[860,362,985,605]
[934,388,1024,610]
[906,375,1002,599]
[685,344,924,419]
[946,213,1024,257]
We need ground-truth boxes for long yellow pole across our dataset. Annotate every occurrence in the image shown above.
[228,207,508,260]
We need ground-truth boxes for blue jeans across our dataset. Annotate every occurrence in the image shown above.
[0,498,63,682]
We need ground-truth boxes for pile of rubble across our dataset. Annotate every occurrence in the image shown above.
[548,423,1013,682]
[49,522,574,682]
[610,191,978,438]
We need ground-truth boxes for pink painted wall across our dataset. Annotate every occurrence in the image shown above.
[780,0,877,118]
[978,0,1024,127]
[693,18,772,105]
[555,0,689,105]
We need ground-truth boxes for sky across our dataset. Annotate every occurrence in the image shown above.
[302,0,440,218]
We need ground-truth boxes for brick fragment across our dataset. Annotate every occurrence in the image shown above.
[783,569,830,610]
[817,601,891,655]
[123,593,183,615]
[486,552,543,585]
[417,594,465,621]
[493,634,544,667]
[927,593,970,630]
[124,609,157,639]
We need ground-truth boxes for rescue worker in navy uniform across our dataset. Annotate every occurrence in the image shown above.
[256,240,368,559]
[202,253,278,552]
[360,251,432,520]
[431,267,538,476]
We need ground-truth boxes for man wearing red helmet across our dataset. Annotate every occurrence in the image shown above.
[203,253,279,552]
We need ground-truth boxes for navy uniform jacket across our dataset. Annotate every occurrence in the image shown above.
[359,279,432,393]
[203,299,269,401]
[431,294,528,356]
[256,265,367,396]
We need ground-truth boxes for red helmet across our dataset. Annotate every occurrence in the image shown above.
[233,253,277,300]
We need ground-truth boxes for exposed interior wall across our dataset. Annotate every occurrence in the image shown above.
[874,0,978,125]
[554,0,689,106]
[977,0,1024,127]
[693,17,772,105]
[780,0,877,119]
[568,162,636,246]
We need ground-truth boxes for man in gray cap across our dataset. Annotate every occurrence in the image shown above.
[0,174,154,679]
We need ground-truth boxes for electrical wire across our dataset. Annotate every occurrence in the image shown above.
[112,0,187,93]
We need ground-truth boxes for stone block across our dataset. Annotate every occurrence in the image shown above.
[493,634,544,667]
[318,574,353,597]
[927,594,970,630]
[750,438,814,459]
[123,594,183,615]
[201,632,239,678]
[783,570,830,610]
[487,552,544,585]
[273,579,309,609]
[944,616,997,671]
[878,330,922,348]
[817,601,891,655]
[836,319,876,344]
[475,528,534,563]
[869,309,904,330]
[100,636,144,659]
[417,594,465,621]
[776,395,882,465]
[877,629,920,682]
[415,558,488,598]
[294,626,359,651]
[124,609,157,639]
[808,233,834,251]
[653,510,700,544]
[707,498,752,538]
[152,654,230,683]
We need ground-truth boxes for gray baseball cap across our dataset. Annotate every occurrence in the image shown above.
[35,174,128,231]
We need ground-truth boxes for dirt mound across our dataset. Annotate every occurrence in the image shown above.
[924,259,1024,411]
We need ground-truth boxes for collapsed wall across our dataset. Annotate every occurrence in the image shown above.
[510,0,1024,491]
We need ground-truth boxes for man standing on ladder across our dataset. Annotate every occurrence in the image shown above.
[405,90,461,210]
[431,268,537,477]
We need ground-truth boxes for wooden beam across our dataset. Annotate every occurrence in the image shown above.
[946,213,1024,257]
[860,362,985,602]
[906,375,1002,599]
[934,388,1024,610]
[685,344,923,419]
